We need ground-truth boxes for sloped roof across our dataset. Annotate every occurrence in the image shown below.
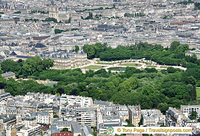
[35,43,46,48]
[10,51,17,56]
[32,36,50,41]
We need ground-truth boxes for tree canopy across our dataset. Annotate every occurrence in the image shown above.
[1,42,200,113]
[1,56,53,78]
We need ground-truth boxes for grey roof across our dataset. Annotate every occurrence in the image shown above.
[82,126,93,136]
[16,55,32,59]
[186,49,200,55]
[6,107,17,112]
[0,114,16,123]
[167,107,180,120]
[71,122,82,133]
[0,132,5,136]
[99,121,121,129]
[38,103,48,108]
[50,125,60,134]
[10,51,17,56]
[141,110,162,120]
[94,100,113,106]
[0,93,11,100]
[31,112,49,116]
[35,43,46,48]
[53,119,71,126]
[22,116,36,121]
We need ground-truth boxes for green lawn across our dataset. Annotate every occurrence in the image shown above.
[84,65,103,69]
[196,88,200,98]
[108,67,126,71]
[121,63,141,67]
[46,83,57,87]
[96,60,115,65]
[142,62,151,65]
[147,65,156,68]
[97,62,114,65]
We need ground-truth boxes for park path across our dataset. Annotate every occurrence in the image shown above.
[73,58,187,73]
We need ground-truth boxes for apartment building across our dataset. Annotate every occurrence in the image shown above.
[166,107,185,127]
[181,105,200,118]
[75,107,97,127]
[128,105,141,127]
[60,94,93,108]
[141,109,165,127]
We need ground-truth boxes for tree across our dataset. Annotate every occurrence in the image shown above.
[53,114,59,118]
[42,59,54,70]
[1,60,20,73]
[1,57,54,78]
[61,128,69,132]
[41,131,44,136]
[139,115,143,126]
[43,17,57,23]
[125,119,135,127]
[124,67,141,78]
[55,29,64,34]
[119,76,138,92]
[167,67,177,73]
[189,111,197,120]
[145,68,157,73]
[170,41,180,51]
[75,45,79,53]
[185,76,196,86]
[14,11,21,14]
[83,44,96,59]
[85,12,93,19]
[83,43,108,59]
[18,59,23,63]
[196,80,200,87]
[57,88,64,95]
[158,103,169,114]
[187,84,196,100]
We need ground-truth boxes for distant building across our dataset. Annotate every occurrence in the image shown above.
[141,109,165,127]
[181,105,200,118]
[48,7,70,22]
[0,119,3,131]
[75,107,97,127]
[0,89,5,94]
[115,105,129,122]
[128,105,141,127]
[0,93,11,101]
[52,132,74,136]
[60,94,93,107]
[0,19,15,24]
[71,122,82,136]
[52,118,72,133]
[82,126,93,136]
[98,106,121,134]
[31,112,51,125]
[1,72,15,80]
[166,107,185,127]
[16,124,42,136]
[0,114,16,130]
[185,49,200,59]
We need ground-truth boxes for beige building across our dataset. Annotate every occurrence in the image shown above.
[128,105,141,127]
[48,7,70,22]
[52,53,89,69]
